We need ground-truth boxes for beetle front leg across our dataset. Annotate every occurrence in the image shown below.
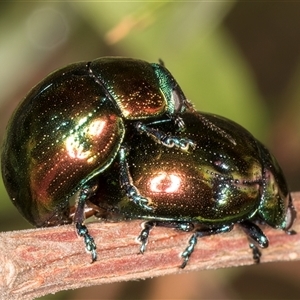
[119,146,153,211]
[74,186,97,262]
[167,114,185,131]
[239,220,269,263]
[135,121,196,151]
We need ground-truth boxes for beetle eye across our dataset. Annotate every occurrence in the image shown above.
[285,207,293,230]
[285,199,296,230]
[172,89,185,113]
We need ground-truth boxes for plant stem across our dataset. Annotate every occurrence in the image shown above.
[1,192,300,300]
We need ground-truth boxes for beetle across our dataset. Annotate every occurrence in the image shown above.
[87,111,296,268]
[1,57,199,261]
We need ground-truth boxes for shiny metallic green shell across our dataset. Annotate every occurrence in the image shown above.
[1,57,186,226]
[92,112,292,229]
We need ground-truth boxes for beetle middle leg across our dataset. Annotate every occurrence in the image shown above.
[138,220,195,254]
[137,221,234,268]
[181,224,234,268]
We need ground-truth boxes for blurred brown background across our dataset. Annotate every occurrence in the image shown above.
[1,2,300,299]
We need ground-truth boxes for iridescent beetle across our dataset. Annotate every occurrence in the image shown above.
[1,57,198,260]
[87,111,296,268]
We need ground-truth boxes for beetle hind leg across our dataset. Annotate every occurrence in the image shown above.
[138,220,195,254]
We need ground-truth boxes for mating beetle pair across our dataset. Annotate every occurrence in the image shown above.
[1,57,296,268]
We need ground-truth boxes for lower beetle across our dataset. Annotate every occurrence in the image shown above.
[87,111,296,268]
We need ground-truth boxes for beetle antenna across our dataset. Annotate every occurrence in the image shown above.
[158,58,165,66]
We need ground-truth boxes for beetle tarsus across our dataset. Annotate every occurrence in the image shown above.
[167,114,185,131]
[76,222,97,263]
[181,233,198,269]
[135,121,196,151]
[72,186,98,262]
[249,243,261,263]
[127,186,153,211]
[162,136,196,151]
[138,221,155,253]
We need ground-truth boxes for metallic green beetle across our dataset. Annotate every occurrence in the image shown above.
[1,57,197,261]
[87,111,296,268]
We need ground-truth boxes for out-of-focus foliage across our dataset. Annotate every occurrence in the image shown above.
[0,2,300,300]
[0,2,267,225]
[76,2,266,134]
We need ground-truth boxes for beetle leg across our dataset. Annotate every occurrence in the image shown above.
[239,220,269,263]
[76,223,97,262]
[74,186,97,263]
[249,243,262,263]
[138,221,233,268]
[138,221,195,254]
[166,114,186,131]
[119,146,153,211]
[181,233,198,269]
[135,121,196,151]
[181,224,234,268]
[138,221,155,253]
